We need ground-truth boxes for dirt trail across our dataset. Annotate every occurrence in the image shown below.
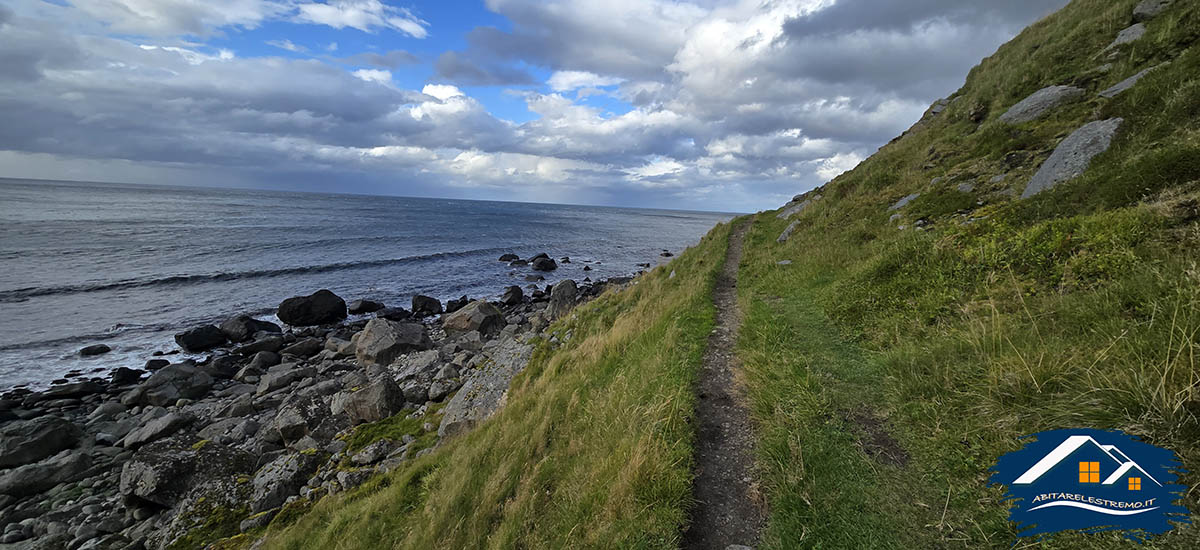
[683,221,764,550]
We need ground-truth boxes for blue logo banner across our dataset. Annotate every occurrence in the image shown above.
[990,429,1190,542]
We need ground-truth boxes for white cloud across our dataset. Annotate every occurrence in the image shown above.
[326,42,338,51]
[351,68,391,83]
[421,84,465,101]
[295,1,429,37]
[267,39,306,52]
[71,0,292,36]
[546,70,623,92]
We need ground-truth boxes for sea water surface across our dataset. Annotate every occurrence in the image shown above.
[0,179,734,389]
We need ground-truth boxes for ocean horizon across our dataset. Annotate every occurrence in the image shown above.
[0,178,734,389]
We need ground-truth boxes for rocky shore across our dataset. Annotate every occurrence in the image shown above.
[0,252,643,550]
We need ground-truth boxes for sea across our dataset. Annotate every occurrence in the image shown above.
[0,178,734,389]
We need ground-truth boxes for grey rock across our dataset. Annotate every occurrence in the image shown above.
[240,508,278,532]
[442,300,505,337]
[776,196,819,219]
[280,337,323,358]
[998,85,1084,124]
[220,394,256,418]
[1022,118,1124,198]
[548,279,578,320]
[1133,0,1171,22]
[411,295,443,317]
[38,380,103,401]
[1107,23,1147,50]
[342,378,405,425]
[136,364,213,406]
[173,325,226,353]
[501,285,523,306]
[277,289,347,326]
[79,344,112,357]
[887,193,920,211]
[256,365,315,395]
[250,452,323,513]
[121,412,192,450]
[428,378,461,402]
[119,436,255,508]
[247,351,281,371]
[350,440,397,466]
[347,299,385,314]
[234,335,285,356]
[272,396,327,444]
[219,314,281,343]
[777,220,800,244]
[957,183,976,193]
[0,450,91,498]
[445,295,469,314]
[439,336,534,438]
[0,416,84,468]
[354,319,433,367]
[1099,63,1167,98]
[108,367,143,386]
[531,257,558,272]
[374,307,412,321]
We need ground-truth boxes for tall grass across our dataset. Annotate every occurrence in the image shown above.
[256,222,733,550]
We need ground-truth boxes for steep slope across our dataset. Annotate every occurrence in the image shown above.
[739,0,1200,547]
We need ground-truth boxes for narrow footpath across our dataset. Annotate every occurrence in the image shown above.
[683,221,764,550]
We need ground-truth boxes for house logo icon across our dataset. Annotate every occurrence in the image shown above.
[990,429,1190,542]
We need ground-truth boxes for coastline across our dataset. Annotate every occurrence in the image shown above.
[0,249,648,549]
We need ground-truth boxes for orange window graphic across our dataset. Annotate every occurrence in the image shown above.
[1079,461,1100,483]
[1129,477,1142,491]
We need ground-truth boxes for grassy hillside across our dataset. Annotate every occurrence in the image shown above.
[233,0,1200,548]
[250,223,732,549]
[739,0,1200,547]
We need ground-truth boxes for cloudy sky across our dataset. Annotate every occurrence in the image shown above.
[0,0,1068,212]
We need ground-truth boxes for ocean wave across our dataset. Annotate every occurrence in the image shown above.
[0,246,515,304]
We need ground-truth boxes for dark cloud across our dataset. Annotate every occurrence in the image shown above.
[783,0,1068,38]
[433,51,536,86]
[0,5,13,26]
[341,50,420,69]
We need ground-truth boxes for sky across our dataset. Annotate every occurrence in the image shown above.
[0,0,1069,212]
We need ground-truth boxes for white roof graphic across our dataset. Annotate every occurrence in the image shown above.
[1012,435,1162,487]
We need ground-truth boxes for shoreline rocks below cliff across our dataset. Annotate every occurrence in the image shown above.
[0,273,630,550]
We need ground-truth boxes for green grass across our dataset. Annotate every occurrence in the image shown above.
[736,1,1200,546]
[254,222,733,550]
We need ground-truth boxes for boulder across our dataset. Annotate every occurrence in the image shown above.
[277,289,347,326]
[998,85,1085,124]
[218,314,281,343]
[445,295,469,314]
[342,378,405,425]
[355,319,434,367]
[887,193,920,211]
[501,285,524,305]
[350,439,398,466]
[145,358,170,370]
[0,416,83,469]
[272,395,327,444]
[347,299,385,314]
[498,253,519,262]
[375,307,412,321]
[110,367,144,386]
[1107,23,1146,50]
[531,257,558,271]
[37,380,103,401]
[440,336,534,438]
[137,364,214,406]
[411,295,443,317]
[530,253,549,261]
[280,337,323,358]
[204,354,241,379]
[121,412,193,450]
[119,436,255,508]
[777,220,801,244]
[249,452,324,513]
[234,335,285,356]
[247,351,281,371]
[442,300,506,337]
[256,364,316,395]
[173,325,227,352]
[548,280,578,319]
[1022,118,1124,198]
[1133,0,1171,22]
[0,450,91,498]
[79,344,112,357]
[1099,63,1167,99]
[777,196,819,219]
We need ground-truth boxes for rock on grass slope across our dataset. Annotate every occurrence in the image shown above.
[249,0,1198,548]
